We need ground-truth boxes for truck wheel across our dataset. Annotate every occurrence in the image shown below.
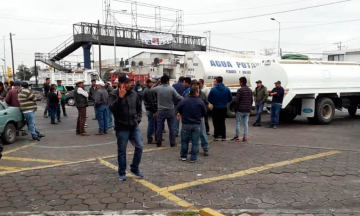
[280,110,297,122]
[314,97,335,125]
[1,123,16,144]
[227,101,236,118]
[348,106,357,116]
[67,98,75,106]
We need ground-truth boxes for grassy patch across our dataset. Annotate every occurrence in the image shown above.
[167,211,198,216]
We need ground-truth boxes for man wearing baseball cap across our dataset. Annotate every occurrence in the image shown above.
[94,81,109,135]
[253,80,268,127]
[108,75,143,181]
[269,81,285,129]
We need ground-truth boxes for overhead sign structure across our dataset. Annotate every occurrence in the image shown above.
[140,33,173,46]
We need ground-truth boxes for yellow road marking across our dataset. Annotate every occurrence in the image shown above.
[98,158,197,210]
[1,156,68,164]
[0,147,169,175]
[163,150,341,192]
[0,166,22,171]
[2,143,36,156]
[199,208,226,216]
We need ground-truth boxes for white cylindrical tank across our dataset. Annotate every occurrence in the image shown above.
[184,52,277,86]
[251,61,360,90]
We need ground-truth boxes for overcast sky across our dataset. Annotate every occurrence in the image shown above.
[1,0,360,70]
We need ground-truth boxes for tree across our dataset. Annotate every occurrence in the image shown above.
[16,64,32,81]
[30,65,41,77]
[261,47,276,56]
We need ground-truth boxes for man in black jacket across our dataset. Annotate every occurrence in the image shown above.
[88,79,98,120]
[143,79,157,144]
[109,75,143,181]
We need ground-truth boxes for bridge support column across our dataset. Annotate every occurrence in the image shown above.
[83,43,92,69]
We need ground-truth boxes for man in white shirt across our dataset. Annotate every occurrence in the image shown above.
[74,80,90,136]
[199,79,210,135]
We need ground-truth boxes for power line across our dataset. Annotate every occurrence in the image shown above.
[185,0,313,15]
[212,18,360,35]
[299,36,360,53]
[182,0,352,26]
[14,34,72,41]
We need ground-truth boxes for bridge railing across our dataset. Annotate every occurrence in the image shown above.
[48,36,74,60]
[72,22,207,46]
[209,46,256,55]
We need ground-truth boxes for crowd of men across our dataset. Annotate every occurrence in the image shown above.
[0,75,285,181]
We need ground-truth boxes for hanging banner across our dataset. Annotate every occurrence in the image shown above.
[140,33,173,46]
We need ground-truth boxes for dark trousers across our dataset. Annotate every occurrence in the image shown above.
[212,108,227,139]
[57,99,67,117]
[44,97,50,116]
[76,107,87,134]
[156,109,175,147]
[49,106,58,123]
[204,112,210,133]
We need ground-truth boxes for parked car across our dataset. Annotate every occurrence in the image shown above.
[65,85,94,106]
[0,101,26,144]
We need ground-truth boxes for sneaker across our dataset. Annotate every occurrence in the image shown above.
[203,151,209,156]
[243,137,248,142]
[213,138,219,141]
[180,157,187,161]
[190,160,197,163]
[57,119,61,123]
[38,134,45,138]
[119,175,127,181]
[51,122,58,125]
[130,170,144,178]
[170,144,177,147]
[273,126,278,129]
[43,115,48,118]
[96,131,104,135]
[147,141,156,145]
[252,123,257,126]
[81,132,90,136]
[256,123,262,127]
[221,139,226,142]
[32,137,40,141]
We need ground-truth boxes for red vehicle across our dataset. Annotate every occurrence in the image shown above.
[110,73,150,87]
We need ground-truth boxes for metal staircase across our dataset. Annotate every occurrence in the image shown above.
[35,53,72,72]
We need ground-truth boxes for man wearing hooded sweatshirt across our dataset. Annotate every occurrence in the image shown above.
[207,76,233,141]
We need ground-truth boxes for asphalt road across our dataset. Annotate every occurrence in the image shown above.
[0,101,360,216]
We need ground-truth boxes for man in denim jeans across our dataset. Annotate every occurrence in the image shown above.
[253,80,268,127]
[109,75,143,181]
[233,77,253,142]
[143,79,157,144]
[18,82,45,141]
[269,81,285,129]
[177,86,207,163]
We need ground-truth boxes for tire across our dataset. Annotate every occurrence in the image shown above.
[226,101,236,118]
[314,97,335,125]
[1,123,16,144]
[67,98,75,106]
[280,110,297,122]
[348,106,357,116]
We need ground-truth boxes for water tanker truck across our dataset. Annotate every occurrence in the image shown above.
[184,52,276,117]
[250,60,360,124]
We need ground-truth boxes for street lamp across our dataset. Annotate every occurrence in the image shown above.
[270,18,281,57]
[203,31,211,52]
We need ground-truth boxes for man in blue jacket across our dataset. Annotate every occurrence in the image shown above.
[208,76,233,141]
[177,86,207,163]
[172,76,185,137]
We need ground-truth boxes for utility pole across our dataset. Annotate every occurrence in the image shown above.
[98,20,102,78]
[34,60,38,86]
[113,14,117,71]
[334,42,345,50]
[10,33,15,81]
[271,18,281,57]
[2,36,6,77]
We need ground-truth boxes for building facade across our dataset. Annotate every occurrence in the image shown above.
[323,49,360,63]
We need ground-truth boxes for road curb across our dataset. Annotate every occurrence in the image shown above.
[199,208,226,216]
